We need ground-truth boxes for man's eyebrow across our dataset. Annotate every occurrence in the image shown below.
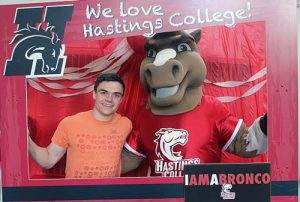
[98,89,123,94]
[97,89,108,93]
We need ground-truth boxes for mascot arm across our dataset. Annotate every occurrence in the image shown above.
[226,114,267,158]
[121,148,144,174]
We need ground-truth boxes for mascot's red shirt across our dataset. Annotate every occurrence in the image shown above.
[125,95,242,177]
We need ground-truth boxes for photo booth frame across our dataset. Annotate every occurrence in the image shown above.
[0,0,298,201]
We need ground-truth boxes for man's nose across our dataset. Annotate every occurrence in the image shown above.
[105,93,113,101]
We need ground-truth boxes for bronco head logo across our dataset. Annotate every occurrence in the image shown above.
[154,128,188,161]
[4,23,66,77]
[221,183,235,200]
[222,184,232,193]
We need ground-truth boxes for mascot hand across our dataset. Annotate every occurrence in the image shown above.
[259,113,267,136]
[227,114,268,157]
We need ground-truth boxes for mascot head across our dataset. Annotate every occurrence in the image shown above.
[140,29,207,115]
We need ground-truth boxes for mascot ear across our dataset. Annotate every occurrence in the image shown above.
[190,29,202,44]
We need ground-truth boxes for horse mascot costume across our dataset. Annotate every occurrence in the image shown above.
[123,29,267,177]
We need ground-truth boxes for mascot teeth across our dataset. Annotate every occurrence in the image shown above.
[156,85,179,98]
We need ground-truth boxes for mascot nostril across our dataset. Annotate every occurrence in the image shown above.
[146,69,152,80]
[172,64,180,77]
[125,29,267,177]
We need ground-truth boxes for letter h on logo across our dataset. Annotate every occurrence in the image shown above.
[4,5,74,78]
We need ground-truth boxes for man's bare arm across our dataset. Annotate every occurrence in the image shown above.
[121,148,144,174]
[28,136,66,169]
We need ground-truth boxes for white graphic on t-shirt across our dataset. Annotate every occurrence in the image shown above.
[154,128,188,161]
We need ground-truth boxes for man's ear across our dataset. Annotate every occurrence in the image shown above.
[190,29,201,44]
[93,91,96,100]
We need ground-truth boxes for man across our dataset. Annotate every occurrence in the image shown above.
[28,73,132,178]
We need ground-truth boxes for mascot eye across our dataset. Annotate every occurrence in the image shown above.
[177,43,191,52]
[147,49,157,58]
[52,50,56,58]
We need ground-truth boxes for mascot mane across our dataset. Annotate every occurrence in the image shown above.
[10,24,60,45]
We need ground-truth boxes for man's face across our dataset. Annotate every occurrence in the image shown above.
[93,81,124,121]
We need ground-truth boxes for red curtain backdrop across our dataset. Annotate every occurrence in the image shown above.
[27,21,266,178]
[200,22,267,163]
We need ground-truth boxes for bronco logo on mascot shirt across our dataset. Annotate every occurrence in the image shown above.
[154,128,200,176]
[3,5,74,78]
[154,128,188,161]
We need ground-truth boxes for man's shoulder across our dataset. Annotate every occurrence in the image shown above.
[115,113,132,125]
[61,110,92,123]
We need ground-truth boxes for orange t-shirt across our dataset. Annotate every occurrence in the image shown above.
[51,110,132,178]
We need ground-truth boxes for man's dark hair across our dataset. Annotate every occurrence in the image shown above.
[94,73,125,93]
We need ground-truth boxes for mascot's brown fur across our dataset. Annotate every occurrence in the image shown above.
[122,30,267,176]
[140,30,206,115]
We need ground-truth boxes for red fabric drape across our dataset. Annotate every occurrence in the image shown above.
[118,35,148,121]
[28,22,266,178]
[200,22,267,163]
